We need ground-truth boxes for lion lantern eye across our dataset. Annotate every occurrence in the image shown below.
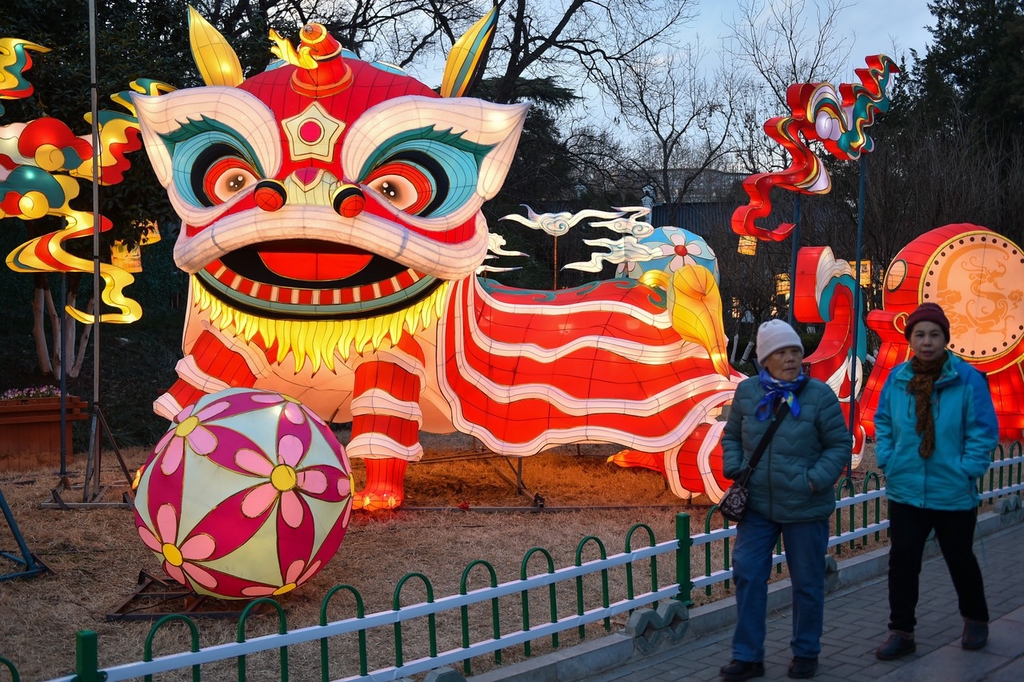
[365,158,440,216]
[203,159,259,204]
[187,142,261,207]
[367,174,421,211]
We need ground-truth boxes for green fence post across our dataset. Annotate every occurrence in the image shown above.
[0,655,22,682]
[675,512,693,607]
[520,546,559,657]
[74,630,101,682]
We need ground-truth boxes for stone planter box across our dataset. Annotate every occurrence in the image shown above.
[0,396,89,471]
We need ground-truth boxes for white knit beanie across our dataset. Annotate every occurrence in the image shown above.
[755,319,803,365]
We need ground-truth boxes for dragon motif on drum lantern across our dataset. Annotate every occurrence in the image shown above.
[860,224,1024,441]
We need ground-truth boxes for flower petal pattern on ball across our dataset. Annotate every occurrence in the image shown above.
[134,388,353,599]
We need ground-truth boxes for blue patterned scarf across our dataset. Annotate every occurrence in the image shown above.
[755,369,808,421]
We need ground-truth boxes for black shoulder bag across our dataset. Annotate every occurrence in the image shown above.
[718,384,805,522]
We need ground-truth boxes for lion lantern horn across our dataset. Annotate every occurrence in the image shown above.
[188,5,244,87]
[189,5,498,100]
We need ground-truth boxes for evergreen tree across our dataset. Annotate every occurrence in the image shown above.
[918,0,1024,136]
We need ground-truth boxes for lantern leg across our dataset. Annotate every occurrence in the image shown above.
[355,459,408,511]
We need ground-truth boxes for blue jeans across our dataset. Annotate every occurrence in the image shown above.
[732,509,829,662]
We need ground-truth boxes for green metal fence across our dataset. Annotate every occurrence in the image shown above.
[4,444,1023,682]
[0,656,21,682]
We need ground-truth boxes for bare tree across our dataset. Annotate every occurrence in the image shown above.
[559,122,637,203]
[193,0,481,71]
[598,42,747,204]
[863,113,1024,265]
[486,0,699,104]
[726,0,852,109]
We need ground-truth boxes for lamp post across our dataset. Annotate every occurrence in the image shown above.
[847,155,868,476]
[82,0,104,502]
[787,196,801,325]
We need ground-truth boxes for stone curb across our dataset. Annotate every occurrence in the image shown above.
[453,499,1023,682]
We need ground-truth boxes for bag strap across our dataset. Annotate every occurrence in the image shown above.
[736,382,807,486]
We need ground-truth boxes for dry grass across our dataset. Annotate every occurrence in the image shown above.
[0,434,884,681]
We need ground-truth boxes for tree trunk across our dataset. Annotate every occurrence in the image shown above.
[64,276,81,379]
[44,284,61,376]
[30,275,53,377]
[70,295,93,379]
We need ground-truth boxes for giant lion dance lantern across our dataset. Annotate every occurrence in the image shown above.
[125,9,743,510]
[2,9,892,513]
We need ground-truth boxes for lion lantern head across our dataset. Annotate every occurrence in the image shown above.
[132,10,527,345]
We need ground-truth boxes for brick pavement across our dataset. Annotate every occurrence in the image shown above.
[588,519,1024,682]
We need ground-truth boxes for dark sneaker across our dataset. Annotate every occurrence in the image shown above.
[875,631,916,660]
[720,659,765,680]
[788,657,818,679]
[962,619,989,650]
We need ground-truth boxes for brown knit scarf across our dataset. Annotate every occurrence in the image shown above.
[906,353,946,458]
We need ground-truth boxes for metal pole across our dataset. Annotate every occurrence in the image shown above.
[0,486,39,575]
[86,0,102,502]
[849,155,867,472]
[552,235,558,290]
[787,196,802,325]
[59,274,67,479]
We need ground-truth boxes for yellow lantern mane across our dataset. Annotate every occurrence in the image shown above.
[192,277,451,372]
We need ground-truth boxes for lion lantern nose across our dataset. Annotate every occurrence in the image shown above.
[254,180,287,212]
[332,184,366,218]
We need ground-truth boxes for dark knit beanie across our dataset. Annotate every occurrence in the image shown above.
[905,302,950,342]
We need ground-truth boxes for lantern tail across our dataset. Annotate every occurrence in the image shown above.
[668,265,731,377]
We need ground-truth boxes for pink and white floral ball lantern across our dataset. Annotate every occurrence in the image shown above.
[134,388,353,599]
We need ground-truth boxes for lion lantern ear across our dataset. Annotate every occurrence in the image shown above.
[440,5,498,98]
[188,5,244,87]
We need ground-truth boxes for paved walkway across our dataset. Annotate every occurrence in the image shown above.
[589,519,1024,682]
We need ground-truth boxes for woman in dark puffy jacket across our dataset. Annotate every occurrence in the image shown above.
[873,303,998,660]
[719,319,850,681]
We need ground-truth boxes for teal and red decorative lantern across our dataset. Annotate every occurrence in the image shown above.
[614,226,719,282]
[134,388,352,599]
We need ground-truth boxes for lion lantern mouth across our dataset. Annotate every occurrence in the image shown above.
[196,238,442,321]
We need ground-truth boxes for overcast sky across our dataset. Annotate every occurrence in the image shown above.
[695,0,935,75]
[840,0,934,67]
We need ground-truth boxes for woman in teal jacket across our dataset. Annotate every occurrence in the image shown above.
[873,303,999,660]
[719,320,850,681]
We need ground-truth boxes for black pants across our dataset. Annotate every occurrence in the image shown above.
[887,501,989,632]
